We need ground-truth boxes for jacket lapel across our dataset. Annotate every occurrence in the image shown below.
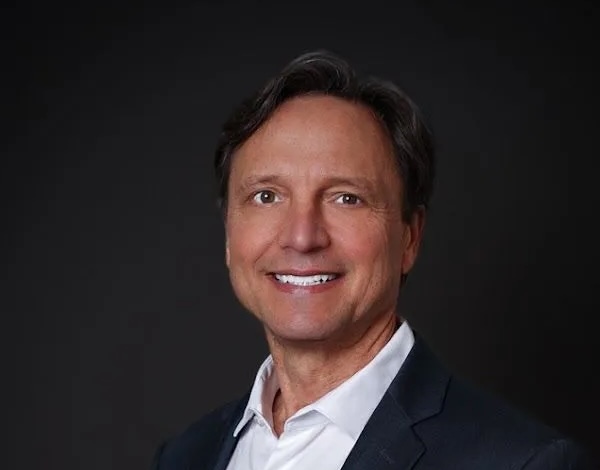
[340,392,425,470]
[189,393,249,470]
[341,335,450,470]
[210,422,241,470]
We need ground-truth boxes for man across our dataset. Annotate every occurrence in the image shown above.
[152,51,596,469]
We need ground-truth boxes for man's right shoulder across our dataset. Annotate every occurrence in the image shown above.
[151,395,248,470]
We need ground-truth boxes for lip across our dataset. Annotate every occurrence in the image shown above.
[268,272,343,294]
[269,270,341,276]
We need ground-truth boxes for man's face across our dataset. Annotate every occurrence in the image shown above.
[225,95,424,345]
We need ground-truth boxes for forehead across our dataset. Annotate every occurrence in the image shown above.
[233,95,397,178]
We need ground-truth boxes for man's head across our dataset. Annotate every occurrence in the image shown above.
[215,51,435,346]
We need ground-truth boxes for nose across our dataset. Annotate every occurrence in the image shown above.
[278,199,331,253]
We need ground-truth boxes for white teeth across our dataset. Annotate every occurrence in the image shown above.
[274,273,337,286]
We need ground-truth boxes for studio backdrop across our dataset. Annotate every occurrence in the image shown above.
[4,1,599,469]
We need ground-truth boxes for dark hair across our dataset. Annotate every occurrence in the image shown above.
[214,50,435,222]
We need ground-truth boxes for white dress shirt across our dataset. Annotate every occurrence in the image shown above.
[225,321,415,470]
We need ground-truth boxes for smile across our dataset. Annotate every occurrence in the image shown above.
[273,273,338,286]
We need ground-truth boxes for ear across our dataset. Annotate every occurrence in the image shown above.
[225,237,230,268]
[401,206,426,275]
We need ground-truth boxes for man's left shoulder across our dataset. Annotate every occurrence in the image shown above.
[519,437,598,469]
[420,375,597,468]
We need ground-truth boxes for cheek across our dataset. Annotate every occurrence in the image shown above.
[334,217,397,260]
[226,215,276,266]
[337,222,405,288]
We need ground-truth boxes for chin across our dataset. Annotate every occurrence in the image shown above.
[264,315,346,344]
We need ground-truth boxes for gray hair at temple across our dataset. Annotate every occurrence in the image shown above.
[214,50,436,223]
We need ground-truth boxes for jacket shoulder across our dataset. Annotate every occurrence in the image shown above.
[444,376,561,439]
[151,396,247,470]
[417,375,595,467]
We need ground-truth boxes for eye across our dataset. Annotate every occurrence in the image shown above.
[252,190,280,205]
[334,193,361,205]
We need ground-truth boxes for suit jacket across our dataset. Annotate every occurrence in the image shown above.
[152,335,597,469]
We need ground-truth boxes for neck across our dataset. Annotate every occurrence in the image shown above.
[266,313,399,436]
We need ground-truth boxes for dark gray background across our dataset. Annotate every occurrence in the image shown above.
[3,1,599,468]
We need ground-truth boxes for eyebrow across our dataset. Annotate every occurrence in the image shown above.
[238,174,377,193]
[238,174,284,190]
[321,176,377,192]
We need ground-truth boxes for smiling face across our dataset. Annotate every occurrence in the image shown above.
[225,95,424,346]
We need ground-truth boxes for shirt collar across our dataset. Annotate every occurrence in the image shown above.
[233,355,279,437]
[233,320,415,440]
[311,321,414,438]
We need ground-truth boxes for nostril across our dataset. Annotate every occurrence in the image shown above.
[278,212,331,252]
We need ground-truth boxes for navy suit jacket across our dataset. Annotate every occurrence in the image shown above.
[152,335,597,469]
